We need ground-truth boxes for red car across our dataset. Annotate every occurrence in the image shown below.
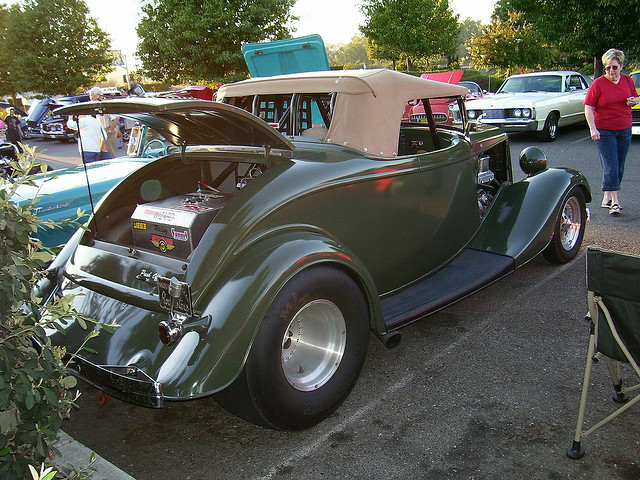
[403,71,464,125]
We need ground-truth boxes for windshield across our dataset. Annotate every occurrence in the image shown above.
[460,81,481,95]
[126,124,181,159]
[632,72,640,89]
[498,75,563,93]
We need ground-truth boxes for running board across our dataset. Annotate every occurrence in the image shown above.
[382,249,514,330]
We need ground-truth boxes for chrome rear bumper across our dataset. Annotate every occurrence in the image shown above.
[71,356,164,408]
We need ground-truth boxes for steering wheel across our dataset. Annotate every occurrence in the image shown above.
[142,139,168,158]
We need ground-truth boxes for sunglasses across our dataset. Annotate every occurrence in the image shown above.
[605,65,619,71]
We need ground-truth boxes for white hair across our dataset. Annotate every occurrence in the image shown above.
[602,48,625,65]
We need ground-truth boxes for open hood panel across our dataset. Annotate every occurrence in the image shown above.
[55,98,295,151]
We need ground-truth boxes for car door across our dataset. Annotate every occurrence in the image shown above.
[563,74,589,124]
[411,128,480,279]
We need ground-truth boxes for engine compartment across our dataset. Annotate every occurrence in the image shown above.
[475,141,511,217]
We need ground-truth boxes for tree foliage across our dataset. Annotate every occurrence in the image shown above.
[493,0,640,73]
[456,17,482,60]
[466,10,551,74]
[136,0,296,84]
[327,36,371,69]
[0,0,113,96]
[360,0,460,70]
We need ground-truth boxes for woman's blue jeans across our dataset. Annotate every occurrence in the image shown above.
[595,127,632,192]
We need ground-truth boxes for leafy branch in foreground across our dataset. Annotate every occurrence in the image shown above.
[0,146,117,479]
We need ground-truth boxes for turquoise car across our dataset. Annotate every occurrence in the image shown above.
[40,69,590,430]
[13,126,173,247]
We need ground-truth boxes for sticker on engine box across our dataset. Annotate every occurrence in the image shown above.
[171,228,189,241]
[151,235,175,253]
[132,222,147,230]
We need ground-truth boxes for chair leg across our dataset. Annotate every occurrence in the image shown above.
[605,358,629,403]
[567,329,597,459]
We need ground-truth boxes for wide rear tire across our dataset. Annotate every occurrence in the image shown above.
[215,265,370,430]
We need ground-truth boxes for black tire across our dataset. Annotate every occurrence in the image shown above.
[215,265,370,430]
[543,186,586,264]
[537,113,558,142]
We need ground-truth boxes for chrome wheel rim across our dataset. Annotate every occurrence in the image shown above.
[549,117,557,138]
[281,299,346,391]
[560,196,582,251]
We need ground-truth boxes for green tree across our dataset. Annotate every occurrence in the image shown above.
[493,0,640,75]
[136,0,296,84]
[456,17,482,61]
[0,0,112,96]
[466,11,551,74]
[360,0,460,71]
[327,36,370,69]
[0,5,12,95]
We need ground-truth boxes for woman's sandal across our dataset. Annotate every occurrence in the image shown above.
[609,203,621,215]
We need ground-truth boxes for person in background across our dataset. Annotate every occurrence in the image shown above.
[89,86,120,156]
[67,113,111,164]
[4,108,23,153]
[584,48,640,216]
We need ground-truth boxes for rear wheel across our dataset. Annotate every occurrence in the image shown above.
[543,186,586,263]
[215,265,370,430]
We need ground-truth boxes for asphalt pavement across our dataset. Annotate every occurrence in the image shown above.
[36,126,640,479]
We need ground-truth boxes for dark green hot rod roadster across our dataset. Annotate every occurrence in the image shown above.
[40,69,590,430]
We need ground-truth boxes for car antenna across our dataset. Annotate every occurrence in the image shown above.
[73,115,100,238]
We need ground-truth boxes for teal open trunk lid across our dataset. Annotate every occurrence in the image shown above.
[242,34,330,77]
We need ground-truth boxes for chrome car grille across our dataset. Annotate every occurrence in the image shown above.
[42,124,63,133]
[410,113,448,123]
[479,109,506,119]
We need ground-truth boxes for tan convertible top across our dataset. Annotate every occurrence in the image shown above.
[218,69,469,157]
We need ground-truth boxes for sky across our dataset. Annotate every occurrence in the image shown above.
[84,0,497,60]
[6,0,497,59]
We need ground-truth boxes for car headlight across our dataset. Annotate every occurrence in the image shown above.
[509,108,532,118]
[468,110,478,119]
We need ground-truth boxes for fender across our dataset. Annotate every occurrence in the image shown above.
[470,167,591,267]
[159,228,384,399]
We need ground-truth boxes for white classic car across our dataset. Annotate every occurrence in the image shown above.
[466,71,591,141]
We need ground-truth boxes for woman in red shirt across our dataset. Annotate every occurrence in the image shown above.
[584,48,639,215]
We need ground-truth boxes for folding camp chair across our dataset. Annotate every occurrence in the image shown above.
[567,246,640,459]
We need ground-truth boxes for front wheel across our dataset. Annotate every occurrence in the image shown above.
[215,266,370,430]
[537,113,558,142]
[543,186,586,263]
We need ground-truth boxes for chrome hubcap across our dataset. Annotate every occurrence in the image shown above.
[560,196,582,251]
[281,299,346,391]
